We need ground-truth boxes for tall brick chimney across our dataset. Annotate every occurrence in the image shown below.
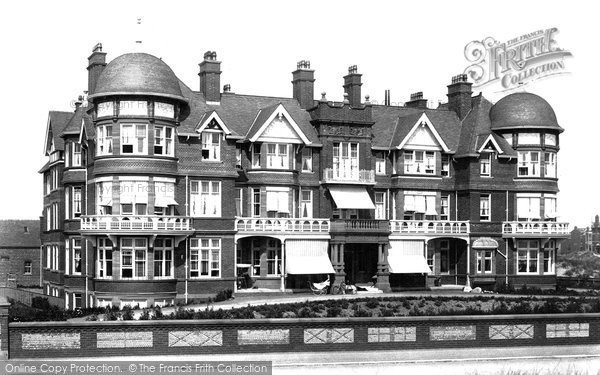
[343,65,362,107]
[447,74,473,120]
[199,51,222,103]
[405,92,428,109]
[292,60,315,109]
[87,43,106,95]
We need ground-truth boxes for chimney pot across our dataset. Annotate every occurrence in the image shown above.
[292,61,315,109]
[343,65,362,106]
[199,51,222,102]
[223,84,231,93]
[447,73,473,120]
[320,92,327,101]
[87,43,107,95]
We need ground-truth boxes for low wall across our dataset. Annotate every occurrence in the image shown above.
[7,313,600,359]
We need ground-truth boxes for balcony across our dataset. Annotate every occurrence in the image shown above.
[330,219,390,233]
[390,220,470,236]
[322,168,375,184]
[80,215,194,235]
[502,221,569,237]
[235,217,330,235]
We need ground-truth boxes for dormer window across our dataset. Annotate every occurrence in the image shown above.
[480,153,492,177]
[404,150,435,175]
[375,152,386,175]
[201,132,221,161]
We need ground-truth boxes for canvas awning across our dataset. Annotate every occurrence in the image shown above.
[154,197,179,207]
[387,240,431,274]
[285,240,335,274]
[328,186,375,210]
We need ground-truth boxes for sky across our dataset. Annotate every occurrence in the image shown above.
[0,0,598,228]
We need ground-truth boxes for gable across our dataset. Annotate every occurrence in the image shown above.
[477,134,504,154]
[257,114,303,143]
[397,113,449,152]
[196,111,232,135]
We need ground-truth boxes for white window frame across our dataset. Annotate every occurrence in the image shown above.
[543,240,556,274]
[96,125,113,156]
[121,124,147,155]
[266,187,290,217]
[72,142,82,167]
[24,260,32,275]
[154,102,174,118]
[97,101,114,118]
[300,190,313,218]
[476,250,493,274]
[96,181,113,215]
[120,238,147,280]
[404,150,436,175]
[333,142,359,179]
[190,238,221,278]
[544,133,557,146]
[72,187,82,218]
[480,152,492,177]
[201,131,221,161]
[235,188,243,217]
[517,132,541,145]
[266,238,282,276]
[516,194,541,221]
[480,194,491,221]
[302,147,313,172]
[517,151,540,177]
[97,238,113,279]
[153,238,174,279]
[266,143,289,169]
[439,240,450,274]
[375,152,386,175]
[72,238,82,275]
[154,125,174,157]
[517,240,539,274]
[252,143,261,168]
[190,181,221,217]
[375,192,386,220]
[544,152,557,178]
[441,154,450,177]
[120,180,148,216]
[440,195,450,221]
[252,188,261,217]
[544,195,557,220]
[119,100,148,116]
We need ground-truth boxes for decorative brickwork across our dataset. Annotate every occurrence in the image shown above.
[368,326,416,342]
[97,331,153,348]
[489,324,534,339]
[430,325,476,341]
[238,329,289,345]
[168,330,223,347]
[546,323,589,338]
[304,328,354,344]
[22,333,80,350]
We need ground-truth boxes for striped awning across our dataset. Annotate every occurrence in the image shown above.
[387,240,431,274]
[328,186,375,210]
[285,240,335,275]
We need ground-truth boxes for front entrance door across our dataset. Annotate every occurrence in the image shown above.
[343,243,378,284]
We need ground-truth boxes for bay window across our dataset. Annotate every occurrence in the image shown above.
[544,152,557,178]
[153,238,173,279]
[266,187,289,217]
[517,240,538,274]
[544,133,557,146]
[119,180,148,215]
[154,126,174,156]
[190,181,221,217]
[517,194,541,220]
[517,151,540,177]
[544,195,557,220]
[480,153,491,176]
[72,187,81,218]
[96,181,112,215]
[266,143,289,169]
[517,132,541,145]
[97,101,114,118]
[121,238,147,279]
[97,125,113,156]
[403,192,436,219]
[97,238,113,279]
[252,144,261,168]
[119,101,148,116]
[404,150,435,175]
[480,194,490,221]
[121,124,147,154]
[190,238,220,278]
[201,132,221,160]
[154,102,175,118]
[154,180,177,215]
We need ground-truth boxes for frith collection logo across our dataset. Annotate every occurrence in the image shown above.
[464,28,572,92]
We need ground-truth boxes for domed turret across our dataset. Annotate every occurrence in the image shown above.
[490,92,562,132]
[89,53,186,103]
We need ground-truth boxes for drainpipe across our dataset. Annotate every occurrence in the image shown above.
[505,190,509,286]
[84,168,89,307]
[185,237,188,304]
[39,245,43,287]
[455,191,458,221]
[281,240,285,292]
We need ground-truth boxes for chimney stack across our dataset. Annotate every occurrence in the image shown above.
[384,90,391,106]
[199,51,222,103]
[292,60,315,109]
[87,43,106,95]
[405,92,428,109]
[447,74,473,120]
[343,65,362,107]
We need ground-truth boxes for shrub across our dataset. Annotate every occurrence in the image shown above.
[298,307,316,318]
[327,306,342,317]
[215,289,233,302]
[104,311,120,321]
[151,306,164,320]
[365,300,380,309]
[354,308,372,317]
[138,309,151,320]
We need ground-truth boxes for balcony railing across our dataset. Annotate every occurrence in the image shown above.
[323,168,375,184]
[502,221,569,236]
[330,219,390,233]
[390,220,470,235]
[81,215,193,233]
[235,218,330,233]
